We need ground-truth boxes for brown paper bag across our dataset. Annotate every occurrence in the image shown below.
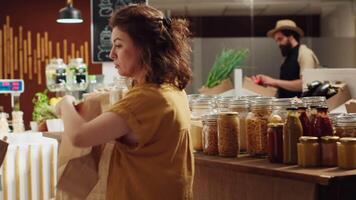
[56,98,104,199]
[199,78,234,95]
[0,138,9,167]
[57,145,103,199]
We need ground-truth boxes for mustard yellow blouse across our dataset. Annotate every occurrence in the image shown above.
[106,84,194,200]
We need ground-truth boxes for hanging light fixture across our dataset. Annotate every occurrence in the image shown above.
[57,0,83,24]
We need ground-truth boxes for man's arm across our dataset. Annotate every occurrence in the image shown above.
[254,74,303,92]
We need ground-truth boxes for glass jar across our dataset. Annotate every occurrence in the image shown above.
[267,123,284,163]
[246,97,273,156]
[66,58,89,91]
[321,136,339,167]
[337,137,356,169]
[283,107,303,165]
[190,98,215,151]
[0,112,9,136]
[109,76,129,105]
[334,115,356,137]
[229,99,249,152]
[270,98,292,123]
[298,106,312,136]
[12,111,25,133]
[216,96,234,112]
[302,96,326,122]
[202,114,219,155]
[45,58,67,92]
[218,112,239,157]
[297,136,320,167]
[313,106,333,137]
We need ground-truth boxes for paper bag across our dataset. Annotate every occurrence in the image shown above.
[0,138,9,167]
[56,98,104,200]
[199,79,234,95]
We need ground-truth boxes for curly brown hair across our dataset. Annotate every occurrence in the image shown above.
[109,4,192,90]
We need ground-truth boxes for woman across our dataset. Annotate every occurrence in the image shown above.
[56,4,194,200]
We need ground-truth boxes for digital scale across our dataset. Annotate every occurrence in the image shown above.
[0,79,24,109]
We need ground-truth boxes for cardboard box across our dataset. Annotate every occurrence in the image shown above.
[243,77,277,97]
[199,78,234,95]
[345,99,356,113]
[326,83,351,111]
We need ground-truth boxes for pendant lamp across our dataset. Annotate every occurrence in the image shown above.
[57,0,83,23]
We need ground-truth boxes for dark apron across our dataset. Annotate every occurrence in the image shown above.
[277,45,302,98]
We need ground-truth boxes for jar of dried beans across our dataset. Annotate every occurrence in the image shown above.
[202,114,219,155]
[218,112,239,157]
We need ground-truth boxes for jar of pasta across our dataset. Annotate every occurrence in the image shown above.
[229,99,249,152]
[218,112,239,157]
[246,97,273,157]
[202,114,219,155]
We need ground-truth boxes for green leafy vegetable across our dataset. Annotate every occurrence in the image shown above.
[204,48,248,88]
[32,90,58,122]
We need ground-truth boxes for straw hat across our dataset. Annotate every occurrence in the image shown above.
[267,19,304,37]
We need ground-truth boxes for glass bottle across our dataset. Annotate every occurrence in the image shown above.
[321,136,339,167]
[66,58,89,91]
[267,123,284,163]
[218,112,239,157]
[283,107,303,165]
[246,97,273,156]
[229,99,249,152]
[202,114,219,155]
[334,114,356,138]
[298,106,312,136]
[313,106,333,137]
[45,58,67,92]
[269,98,292,123]
[337,137,356,169]
[0,112,9,137]
[297,136,320,167]
[190,97,215,151]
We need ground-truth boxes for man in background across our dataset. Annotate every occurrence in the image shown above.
[252,19,320,98]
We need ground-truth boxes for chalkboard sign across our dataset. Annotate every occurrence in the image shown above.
[91,0,146,62]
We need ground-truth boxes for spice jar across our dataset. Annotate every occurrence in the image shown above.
[313,106,333,137]
[190,97,215,151]
[267,123,284,163]
[202,114,219,155]
[283,107,303,165]
[321,136,339,167]
[218,112,239,157]
[270,98,292,123]
[229,99,249,152]
[246,97,273,156]
[337,137,356,169]
[298,106,312,136]
[297,136,320,167]
[334,115,356,137]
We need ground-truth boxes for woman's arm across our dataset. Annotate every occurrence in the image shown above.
[57,96,131,147]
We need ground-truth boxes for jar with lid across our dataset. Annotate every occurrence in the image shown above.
[109,76,129,105]
[297,136,320,167]
[229,99,249,152]
[202,114,219,155]
[329,113,344,135]
[66,58,89,91]
[283,107,303,164]
[246,97,273,156]
[269,98,292,123]
[12,111,25,133]
[45,58,67,92]
[313,106,333,137]
[334,114,356,137]
[218,112,239,157]
[0,112,9,136]
[302,96,326,122]
[190,97,215,151]
[298,106,312,136]
[267,123,284,163]
[321,136,339,167]
[216,96,234,112]
[337,137,356,169]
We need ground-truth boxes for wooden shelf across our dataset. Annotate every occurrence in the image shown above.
[194,152,356,186]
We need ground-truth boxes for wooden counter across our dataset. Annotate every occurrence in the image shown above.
[193,153,356,200]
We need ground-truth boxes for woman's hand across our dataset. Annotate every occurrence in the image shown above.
[55,95,76,117]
